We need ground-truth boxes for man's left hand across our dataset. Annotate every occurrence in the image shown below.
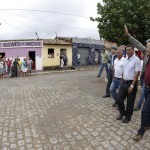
[128,87,133,94]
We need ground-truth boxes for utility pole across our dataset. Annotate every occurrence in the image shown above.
[55,31,57,42]
[35,32,39,40]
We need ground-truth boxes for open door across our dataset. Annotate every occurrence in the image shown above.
[60,49,67,65]
[0,52,5,58]
[29,51,36,70]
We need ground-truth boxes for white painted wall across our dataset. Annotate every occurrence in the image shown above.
[36,56,43,70]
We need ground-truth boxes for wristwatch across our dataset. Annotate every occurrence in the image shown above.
[130,85,134,88]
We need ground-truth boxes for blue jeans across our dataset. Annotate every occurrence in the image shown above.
[137,83,145,108]
[138,86,150,135]
[110,77,121,101]
[97,63,108,77]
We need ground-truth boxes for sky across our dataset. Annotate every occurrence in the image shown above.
[0,0,102,40]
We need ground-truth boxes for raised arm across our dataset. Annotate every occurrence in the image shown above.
[124,25,146,52]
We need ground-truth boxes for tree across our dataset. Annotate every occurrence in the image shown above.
[91,0,150,45]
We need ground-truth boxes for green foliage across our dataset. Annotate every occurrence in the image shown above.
[94,0,150,45]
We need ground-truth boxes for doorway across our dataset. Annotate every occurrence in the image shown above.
[60,49,66,55]
[95,49,100,65]
[78,48,89,66]
[29,51,36,70]
[60,49,67,65]
[0,52,5,58]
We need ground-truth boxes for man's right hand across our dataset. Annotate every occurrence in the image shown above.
[124,25,130,36]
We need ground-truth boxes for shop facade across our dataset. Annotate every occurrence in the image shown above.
[0,40,43,70]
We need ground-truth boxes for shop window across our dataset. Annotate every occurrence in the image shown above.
[48,49,54,58]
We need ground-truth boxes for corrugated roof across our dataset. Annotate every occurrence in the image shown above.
[57,37,72,43]
[72,37,104,45]
[0,38,71,45]
[43,39,71,45]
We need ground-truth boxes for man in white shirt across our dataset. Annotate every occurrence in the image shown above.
[116,45,141,123]
[110,48,124,107]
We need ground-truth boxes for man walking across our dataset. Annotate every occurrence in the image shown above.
[124,25,150,141]
[116,45,141,123]
[110,48,124,107]
[97,48,109,78]
[102,46,117,98]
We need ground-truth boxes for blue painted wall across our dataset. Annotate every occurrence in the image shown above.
[72,43,104,67]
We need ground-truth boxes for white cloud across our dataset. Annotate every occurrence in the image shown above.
[0,0,102,40]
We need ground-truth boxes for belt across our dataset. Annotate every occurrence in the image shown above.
[114,77,121,79]
[145,85,150,88]
[123,79,133,83]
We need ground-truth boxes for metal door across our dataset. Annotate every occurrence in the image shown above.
[78,48,89,66]
[95,50,99,65]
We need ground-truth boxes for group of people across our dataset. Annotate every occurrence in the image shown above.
[60,54,68,68]
[0,56,33,78]
[97,25,150,141]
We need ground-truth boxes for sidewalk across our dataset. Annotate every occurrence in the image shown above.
[75,65,99,71]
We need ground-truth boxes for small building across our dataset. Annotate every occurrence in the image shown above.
[72,37,104,67]
[0,40,43,70]
[42,39,72,69]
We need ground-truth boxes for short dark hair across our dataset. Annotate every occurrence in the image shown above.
[146,39,150,43]
[126,44,134,50]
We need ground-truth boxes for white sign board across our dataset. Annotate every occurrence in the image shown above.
[0,41,43,48]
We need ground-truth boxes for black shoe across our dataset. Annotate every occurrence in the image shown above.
[133,134,143,141]
[112,102,117,107]
[102,95,110,98]
[134,106,141,111]
[116,114,124,120]
[97,75,100,78]
[122,117,131,123]
[145,125,150,130]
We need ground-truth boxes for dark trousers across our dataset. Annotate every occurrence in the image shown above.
[117,81,137,120]
[138,86,150,135]
[106,70,112,96]
[14,66,18,77]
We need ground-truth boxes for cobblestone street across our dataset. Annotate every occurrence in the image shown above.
[0,70,150,150]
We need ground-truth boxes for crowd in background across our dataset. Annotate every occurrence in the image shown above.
[0,56,33,78]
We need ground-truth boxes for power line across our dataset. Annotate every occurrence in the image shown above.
[0,12,99,40]
[3,11,97,32]
[0,16,30,33]
[0,9,90,19]
[1,12,49,35]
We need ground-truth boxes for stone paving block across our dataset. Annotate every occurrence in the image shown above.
[10,144,17,149]
[0,71,150,149]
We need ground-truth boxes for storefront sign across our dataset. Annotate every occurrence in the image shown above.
[0,41,43,48]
